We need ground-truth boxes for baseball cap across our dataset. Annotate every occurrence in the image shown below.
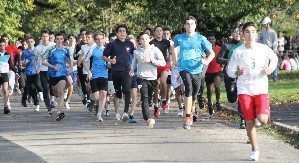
[262,17,271,24]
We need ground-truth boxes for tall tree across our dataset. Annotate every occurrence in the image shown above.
[0,0,34,40]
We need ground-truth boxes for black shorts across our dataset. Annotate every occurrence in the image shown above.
[0,73,9,85]
[205,72,222,85]
[49,76,67,87]
[131,75,138,89]
[90,77,108,93]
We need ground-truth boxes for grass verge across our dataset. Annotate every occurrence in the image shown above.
[260,123,299,149]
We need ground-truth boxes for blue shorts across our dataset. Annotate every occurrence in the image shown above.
[131,75,138,89]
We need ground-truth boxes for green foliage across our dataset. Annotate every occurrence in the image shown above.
[0,0,34,40]
[0,0,298,39]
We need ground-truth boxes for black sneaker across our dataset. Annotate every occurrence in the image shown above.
[193,113,198,122]
[216,102,222,111]
[240,119,246,129]
[129,116,138,123]
[56,112,65,121]
[198,97,205,109]
[4,107,10,114]
[149,100,153,107]
[87,101,95,112]
[208,104,214,115]
[82,97,87,105]
[21,100,27,107]
[28,96,32,104]
[105,109,110,116]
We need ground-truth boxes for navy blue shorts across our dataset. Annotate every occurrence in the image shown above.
[131,75,138,89]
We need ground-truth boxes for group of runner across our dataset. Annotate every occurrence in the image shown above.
[0,15,279,161]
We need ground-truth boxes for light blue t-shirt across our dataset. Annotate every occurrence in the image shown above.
[173,33,212,74]
[89,46,108,79]
[22,48,41,76]
[43,47,70,77]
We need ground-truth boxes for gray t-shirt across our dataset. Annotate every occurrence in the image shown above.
[258,28,278,51]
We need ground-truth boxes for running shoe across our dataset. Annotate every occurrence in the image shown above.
[56,112,65,121]
[96,113,103,122]
[154,106,160,117]
[129,116,138,123]
[249,150,259,161]
[147,118,155,128]
[4,106,10,114]
[122,113,129,122]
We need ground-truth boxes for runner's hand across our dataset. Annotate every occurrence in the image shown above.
[53,65,60,71]
[236,66,245,76]
[264,66,272,75]
[129,70,134,77]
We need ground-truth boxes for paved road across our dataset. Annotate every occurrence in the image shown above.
[272,103,299,128]
[0,94,298,162]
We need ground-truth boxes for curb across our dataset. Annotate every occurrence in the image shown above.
[224,105,299,143]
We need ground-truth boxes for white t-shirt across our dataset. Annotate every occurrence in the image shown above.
[66,45,77,72]
[227,43,278,95]
[35,42,56,71]
[78,43,97,74]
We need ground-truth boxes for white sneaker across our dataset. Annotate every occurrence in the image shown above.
[249,150,259,161]
[122,113,129,122]
[97,113,103,122]
[147,118,155,128]
[65,102,70,110]
[115,113,121,120]
[178,109,184,116]
[17,89,22,95]
[7,100,11,110]
[34,105,40,112]
[39,92,44,101]
[255,119,261,127]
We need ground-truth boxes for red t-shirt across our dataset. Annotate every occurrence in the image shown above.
[5,45,21,66]
[206,45,222,73]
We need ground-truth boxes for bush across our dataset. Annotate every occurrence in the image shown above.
[278,70,299,80]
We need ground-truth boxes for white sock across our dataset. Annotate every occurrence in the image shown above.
[51,96,55,102]
[154,103,159,107]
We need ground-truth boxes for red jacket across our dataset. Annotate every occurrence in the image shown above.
[207,45,222,73]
